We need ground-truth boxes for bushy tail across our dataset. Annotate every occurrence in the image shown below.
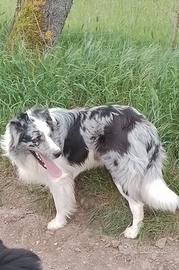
[141,176,179,212]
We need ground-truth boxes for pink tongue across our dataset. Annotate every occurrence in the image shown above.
[41,155,62,178]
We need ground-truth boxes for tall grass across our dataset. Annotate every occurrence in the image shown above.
[66,0,178,45]
[0,0,179,240]
[0,0,16,27]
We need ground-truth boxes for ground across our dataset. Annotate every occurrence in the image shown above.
[0,160,179,270]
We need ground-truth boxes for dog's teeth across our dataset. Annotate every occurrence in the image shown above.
[31,151,47,169]
[36,153,42,161]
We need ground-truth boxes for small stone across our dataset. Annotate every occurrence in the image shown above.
[36,240,40,245]
[111,240,120,248]
[54,242,58,246]
[56,247,62,251]
[119,243,131,255]
[155,237,167,249]
[105,242,111,248]
[74,247,81,252]
[26,210,34,214]
[46,230,55,237]
[168,237,174,241]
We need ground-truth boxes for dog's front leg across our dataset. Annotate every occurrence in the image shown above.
[47,174,76,230]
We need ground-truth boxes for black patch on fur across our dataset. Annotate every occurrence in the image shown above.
[10,113,31,144]
[89,110,99,120]
[122,107,144,125]
[63,116,89,165]
[89,106,119,120]
[31,107,48,118]
[147,144,160,170]
[20,134,32,143]
[11,113,29,132]
[81,126,86,132]
[96,107,143,155]
[0,240,42,270]
[114,160,118,166]
[146,141,152,153]
[18,112,29,122]
[81,112,87,122]
[31,107,54,129]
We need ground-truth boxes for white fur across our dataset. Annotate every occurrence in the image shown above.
[141,178,179,212]
[17,150,102,230]
[116,183,144,238]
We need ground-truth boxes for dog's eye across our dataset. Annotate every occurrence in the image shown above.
[32,135,41,145]
[36,135,41,141]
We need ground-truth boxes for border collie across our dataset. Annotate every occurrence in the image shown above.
[1,105,179,238]
[0,239,43,270]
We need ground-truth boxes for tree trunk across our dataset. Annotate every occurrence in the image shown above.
[172,4,179,50]
[6,0,73,51]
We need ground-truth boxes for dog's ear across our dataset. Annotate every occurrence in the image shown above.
[8,113,29,148]
[1,113,29,155]
[10,113,29,131]
[17,112,29,125]
[49,115,57,127]
[10,119,24,131]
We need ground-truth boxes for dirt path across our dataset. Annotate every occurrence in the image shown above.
[0,162,179,270]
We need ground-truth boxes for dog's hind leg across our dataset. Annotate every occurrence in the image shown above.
[101,152,144,239]
[115,183,144,238]
[47,174,76,230]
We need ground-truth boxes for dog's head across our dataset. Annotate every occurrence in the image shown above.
[1,108,62,178]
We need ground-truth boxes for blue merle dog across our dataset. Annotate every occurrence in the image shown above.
[1,105,179,238]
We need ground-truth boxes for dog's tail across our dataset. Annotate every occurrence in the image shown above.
[141,168,179,212]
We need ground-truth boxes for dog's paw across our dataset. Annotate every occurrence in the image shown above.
[123,226,139,239]
[47,217,67,230]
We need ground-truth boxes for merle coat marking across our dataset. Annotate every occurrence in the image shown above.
[1,105,179,238]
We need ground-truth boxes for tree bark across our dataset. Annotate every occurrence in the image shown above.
[6,0,73,51]
[172,4,179,50]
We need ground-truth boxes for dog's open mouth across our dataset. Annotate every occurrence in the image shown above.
[30,151,62,178]
[30,151,47,169]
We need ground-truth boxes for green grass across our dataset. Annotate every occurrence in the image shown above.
[0,0,16,27]
[27,184,56,219]
[66,0,178,45]
[1,0,179,241]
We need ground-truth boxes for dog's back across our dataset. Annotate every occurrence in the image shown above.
[0,240,43,270]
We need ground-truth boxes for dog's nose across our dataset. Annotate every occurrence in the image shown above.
[53,150,61,158]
